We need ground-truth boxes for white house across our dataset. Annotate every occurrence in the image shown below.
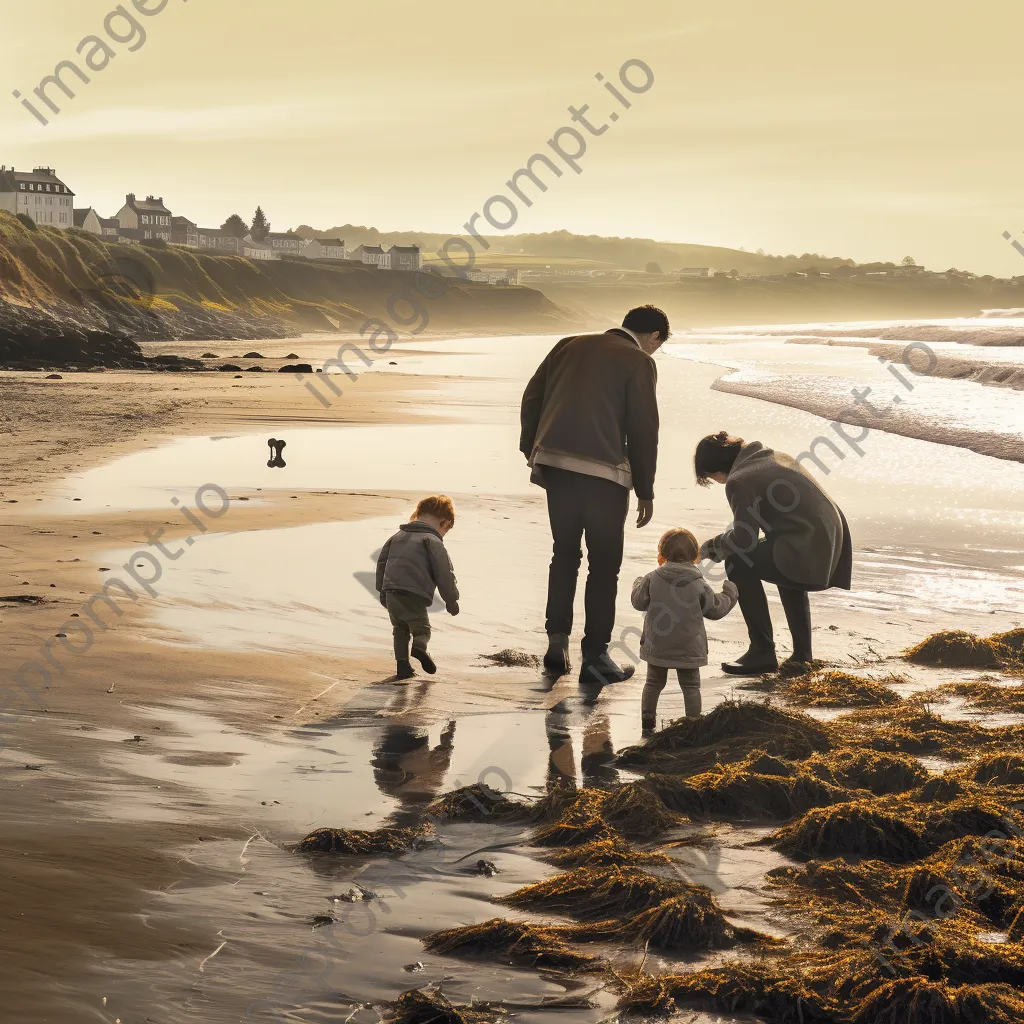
[73,207,104,235]
[388,244,422,272]
[350,243,390,268]
[241,235,277,260]
[171,216,199,248]
[115,193,172,242]
[302,237,348,261]
[0,165,75,227]
[196,228,241,254]
[677,267,714,278]
[465,268,519,285]
[267,231,305,256]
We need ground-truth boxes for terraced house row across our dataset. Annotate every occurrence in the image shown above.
[0,164,423,270]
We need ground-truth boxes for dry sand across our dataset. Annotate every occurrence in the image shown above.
[0,337,1020,1023]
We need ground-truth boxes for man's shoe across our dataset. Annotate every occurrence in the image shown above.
[543,633,571,675]
[411,646,437,675]
[722,648,779,676]
[396,659,415,680]
[579,654,635,686]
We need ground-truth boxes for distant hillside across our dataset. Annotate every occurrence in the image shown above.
[295,225,854,276]
[540,272,1024,329]
[0,214,575,366]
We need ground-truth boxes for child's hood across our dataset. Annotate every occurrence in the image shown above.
[399,521,442,539]
[654,561,705,584]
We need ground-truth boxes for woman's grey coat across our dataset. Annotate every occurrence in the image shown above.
[705,441,852,591]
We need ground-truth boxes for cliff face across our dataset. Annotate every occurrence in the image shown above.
[0,214,575,368]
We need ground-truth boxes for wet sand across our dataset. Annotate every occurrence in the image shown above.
[1,332,1022,1022]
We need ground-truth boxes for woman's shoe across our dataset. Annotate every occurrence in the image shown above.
[722,648,779,676]
[396,660,415,680]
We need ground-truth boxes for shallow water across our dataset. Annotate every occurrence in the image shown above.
[75,676,764,1024]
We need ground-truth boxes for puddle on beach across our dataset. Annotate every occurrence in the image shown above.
[75,679,766,1024]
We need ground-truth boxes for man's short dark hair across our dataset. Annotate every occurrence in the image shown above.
[622,305,670,342]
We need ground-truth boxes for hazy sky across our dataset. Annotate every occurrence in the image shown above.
[3,0,1023,274]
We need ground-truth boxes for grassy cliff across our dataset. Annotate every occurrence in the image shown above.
[0,213,575,366]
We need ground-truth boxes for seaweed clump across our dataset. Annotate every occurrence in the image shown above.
[851,978,1024,1024]
[847,705,986,757]
[295,824,428,854]
[480,649,541,669]
[529,785,682,845]
[650,756,848,822]
[425,784,528,823]
[771,803,928,862]
[806,748,928,795]
[783,669,902,708]
[989,628,1024,655]
[904,630,1015,668]
[574,894,776,951]
[971,753,1024,786]
[618,699,832,775]
[547,836,672,870]
[380,988,506,1024]
[499,865,693,921]
[617,962,835,1022]
[597,782,682,839]
[423,918,601,971]
[530,790,615,847]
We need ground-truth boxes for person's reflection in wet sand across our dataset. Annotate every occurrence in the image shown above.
[544,701,620,793]
[371,688,456,826]
[580,713,617,789]
[545,700,576,792]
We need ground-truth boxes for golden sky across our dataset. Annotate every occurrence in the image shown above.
[3,0,1023,274]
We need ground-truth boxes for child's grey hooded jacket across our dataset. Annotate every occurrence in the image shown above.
[376,522,460,606]
[631,562,737,668]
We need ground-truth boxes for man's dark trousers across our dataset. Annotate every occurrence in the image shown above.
[543,466,630,660]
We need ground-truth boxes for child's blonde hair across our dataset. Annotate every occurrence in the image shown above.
[659,527,699,563]
[412,494,456,525]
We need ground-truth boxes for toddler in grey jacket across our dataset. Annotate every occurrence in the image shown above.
[376,495,460,679]
[631,527,738,733]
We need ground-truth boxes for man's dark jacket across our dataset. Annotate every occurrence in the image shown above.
[519,329,660,500]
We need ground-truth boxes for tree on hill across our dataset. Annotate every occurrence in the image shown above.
[221,214,248,238]
[251,207,270,242]
[902,255,917,266]
[645,261,662,274]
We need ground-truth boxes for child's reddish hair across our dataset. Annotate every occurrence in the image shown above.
[659,527,699,563]
[412,494,456,525]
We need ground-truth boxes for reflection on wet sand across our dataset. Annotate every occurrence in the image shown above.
[545,699,620,793]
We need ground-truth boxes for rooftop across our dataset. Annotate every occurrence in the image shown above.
[126,193,171,214]
[0,165,74,193]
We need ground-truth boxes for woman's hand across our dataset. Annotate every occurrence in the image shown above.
[636,499,654,528]
[700,538,721,562]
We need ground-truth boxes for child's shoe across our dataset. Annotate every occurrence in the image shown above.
[396,659,415,680]
[411,644,437,675]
